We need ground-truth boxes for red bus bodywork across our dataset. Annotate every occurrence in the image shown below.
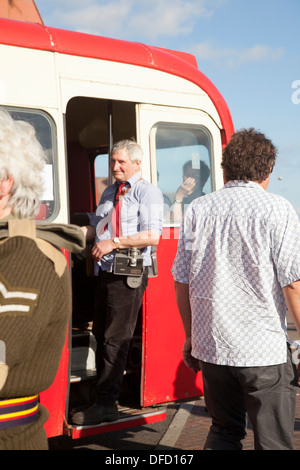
[0,17,234,439]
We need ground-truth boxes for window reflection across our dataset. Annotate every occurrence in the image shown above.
[153,123,213,226]
[7,107,57,221]
[94,152,109,204]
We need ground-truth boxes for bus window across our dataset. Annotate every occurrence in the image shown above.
[153,123,213,226]
[94,152,109,205]
[5,107,57,221]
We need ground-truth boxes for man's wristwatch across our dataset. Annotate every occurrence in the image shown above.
[112,237,120,251]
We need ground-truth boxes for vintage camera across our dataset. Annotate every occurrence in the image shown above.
[114,248,144,277]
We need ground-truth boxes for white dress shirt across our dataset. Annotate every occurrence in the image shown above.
[90,172,163,271]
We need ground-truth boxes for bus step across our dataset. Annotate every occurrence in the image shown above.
[65,405,167,439]
[72,328,94,347]
[70,369,97,383]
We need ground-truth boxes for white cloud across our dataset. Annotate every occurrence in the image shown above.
[58,0,133,35]
[125,0,217,41]
[191,42,285,68]
[39,0,224,41]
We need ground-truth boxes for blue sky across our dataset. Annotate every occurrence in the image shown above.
[35,0,300,213]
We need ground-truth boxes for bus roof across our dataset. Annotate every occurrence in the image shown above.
[0,17,233,142]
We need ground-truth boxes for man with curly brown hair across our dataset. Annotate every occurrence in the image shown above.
[172,128,300,450]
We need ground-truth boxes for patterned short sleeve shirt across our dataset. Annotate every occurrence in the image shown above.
[171,181,300,366]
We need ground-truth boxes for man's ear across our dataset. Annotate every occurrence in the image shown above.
[0,177,14,196]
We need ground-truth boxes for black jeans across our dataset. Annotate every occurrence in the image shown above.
[92,268,148,404]
[200,345,298,450]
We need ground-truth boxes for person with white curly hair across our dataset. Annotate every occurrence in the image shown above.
[0,108,84,450]
[0,109,46,219]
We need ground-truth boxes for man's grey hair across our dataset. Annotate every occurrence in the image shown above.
[111,139,143,163]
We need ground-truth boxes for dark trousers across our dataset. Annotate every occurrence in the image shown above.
[200,345,298,450]
[92,268,148,404]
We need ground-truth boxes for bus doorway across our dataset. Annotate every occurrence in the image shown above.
[64,97,160,436]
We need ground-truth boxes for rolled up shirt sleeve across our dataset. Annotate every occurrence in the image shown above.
[138,184,164,235]
[271,200,300,287]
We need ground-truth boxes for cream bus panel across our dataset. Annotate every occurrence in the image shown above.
[57,53,222,128]
[0,45,58,109]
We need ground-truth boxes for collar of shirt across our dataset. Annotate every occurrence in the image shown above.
[126,171,141,187]
[114,171,141,187]
[224,180,264,191]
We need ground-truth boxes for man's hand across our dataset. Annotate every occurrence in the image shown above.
[175,177,196,201]
[283,280,300,385]
[182,337,200,373]
[91,239,115,262]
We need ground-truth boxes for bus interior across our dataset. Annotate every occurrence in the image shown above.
[66,96,143,415]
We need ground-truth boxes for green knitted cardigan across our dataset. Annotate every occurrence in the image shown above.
[0,217,85,450]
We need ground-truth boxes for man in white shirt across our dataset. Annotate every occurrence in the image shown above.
[71,140,163,426]
[172,128,300,450]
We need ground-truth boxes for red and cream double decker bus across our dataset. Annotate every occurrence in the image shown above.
[0,17,234,440]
